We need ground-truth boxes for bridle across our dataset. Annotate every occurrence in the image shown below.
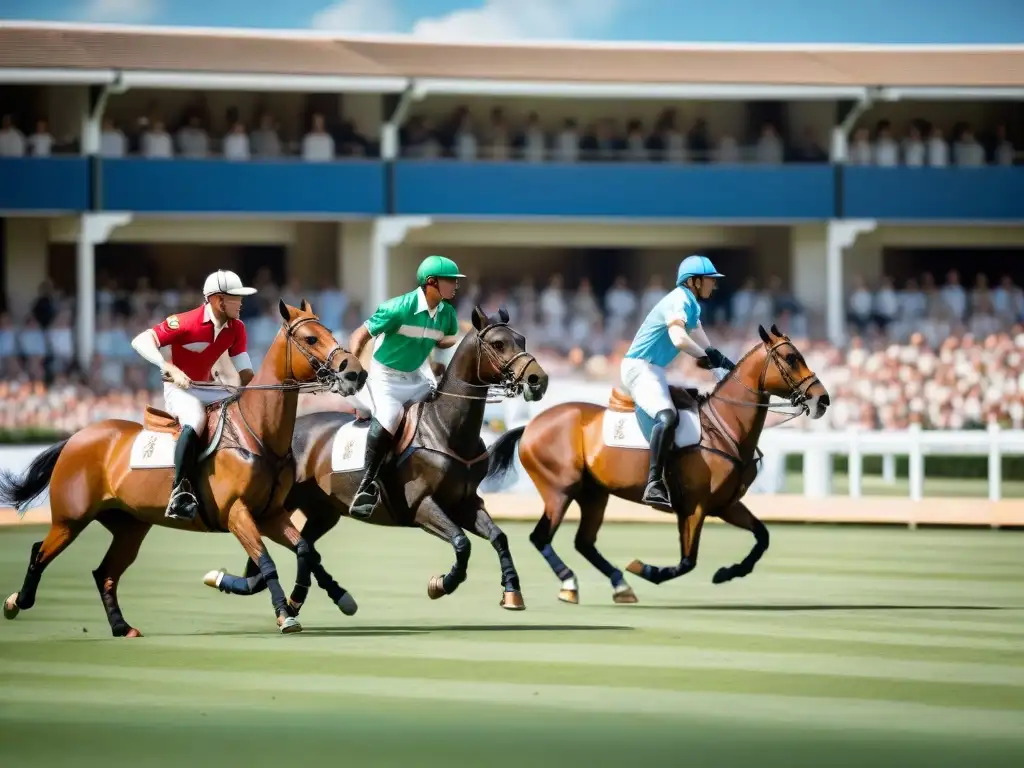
[434,322,537,403]
[708,337,822,424]
[189,314,349,395]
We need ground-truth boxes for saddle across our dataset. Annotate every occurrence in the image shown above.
[608,386,700,414]
[142,402,222,440]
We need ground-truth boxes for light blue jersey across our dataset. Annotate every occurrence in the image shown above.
[624,287,701,368]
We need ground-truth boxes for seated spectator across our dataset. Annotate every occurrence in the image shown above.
[302,113,335,162]
[0,114,25,157]
[141,119,173,158]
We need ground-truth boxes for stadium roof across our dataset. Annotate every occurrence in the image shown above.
[0,22,1022,88]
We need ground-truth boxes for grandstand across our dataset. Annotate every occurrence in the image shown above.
[1,21,1023,519]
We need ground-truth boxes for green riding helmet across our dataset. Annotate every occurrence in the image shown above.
[417,254,466,286]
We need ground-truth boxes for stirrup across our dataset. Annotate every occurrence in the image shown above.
[349,481,380,519]
[641,479,673,510]
[165,483,199,520]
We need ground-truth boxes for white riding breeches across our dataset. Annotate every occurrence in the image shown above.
[162,382,231,433]
[620,358,674,418]
[349,363,434,435]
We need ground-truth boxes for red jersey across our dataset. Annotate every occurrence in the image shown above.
[152,304,251,382]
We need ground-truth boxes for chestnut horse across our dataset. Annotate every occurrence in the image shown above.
[203,306,549,611]
[483,324,830,604]
[0,300,366,637]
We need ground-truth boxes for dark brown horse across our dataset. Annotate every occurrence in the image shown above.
[483,324,829,604]
[0,300,366,636]
[203,306,550,611]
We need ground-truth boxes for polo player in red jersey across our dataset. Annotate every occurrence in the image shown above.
[130,270,256,521]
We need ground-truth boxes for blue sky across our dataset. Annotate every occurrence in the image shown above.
[3,0,1024,43]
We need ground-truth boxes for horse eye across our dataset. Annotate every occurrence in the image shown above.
[305,336,318,345]
[494,341,505,352]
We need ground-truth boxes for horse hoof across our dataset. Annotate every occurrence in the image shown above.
[558,589,579,605]
[125,628,144,638]
[3,593,20,620]
[203,569,225,589]
[613,586,639,604]
[427,575,446,600]
[278,615,302,634]
[336,593,358,616]
[712,567,732,585]
[500,590,526,611]
[625,560,645,576]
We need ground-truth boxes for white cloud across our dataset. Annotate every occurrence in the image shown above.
[411,0,622,41]
[77,0,161,23]
[311,0,622,41]
[311,0,402,33]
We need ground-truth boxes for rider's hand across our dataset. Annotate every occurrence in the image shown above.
[704,347,735,370]
[162,363,192,390]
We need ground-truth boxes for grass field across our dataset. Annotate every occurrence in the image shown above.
[1,520,1022,767]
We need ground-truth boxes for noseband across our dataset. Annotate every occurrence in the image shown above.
[280,315,348,392]
[711,337,821,418]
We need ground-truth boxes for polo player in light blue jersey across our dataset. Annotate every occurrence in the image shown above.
[620,254,737,510]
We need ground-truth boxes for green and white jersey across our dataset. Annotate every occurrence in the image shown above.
[364,288,458,372]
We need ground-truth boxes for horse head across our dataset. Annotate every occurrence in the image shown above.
[453,305,548,402]
[274,299,366,396]
[754,324,829,419]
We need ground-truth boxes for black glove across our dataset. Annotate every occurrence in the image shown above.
[704,347,736,371]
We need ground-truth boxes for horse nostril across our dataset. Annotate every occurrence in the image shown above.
[344,371,359,382]
[528,374,540,385]
[357,371,367,387]
[819,394,830,407]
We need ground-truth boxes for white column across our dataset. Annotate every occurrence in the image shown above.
[987,422,1002,503]
[803,448,833,498]
[369,216,432,311]
[825,219,877,346]
[76,213,132,369]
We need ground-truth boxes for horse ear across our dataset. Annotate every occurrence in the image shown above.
[770,323,783,337]
[278,299,291,322]
[498,305,510,324]
[300,298,313,315]
[471,305,488,331]
[758,325,771,344]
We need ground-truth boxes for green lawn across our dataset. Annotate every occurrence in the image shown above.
[1,521,1023,767]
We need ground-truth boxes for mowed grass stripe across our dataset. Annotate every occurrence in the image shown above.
[3,665,1024,739]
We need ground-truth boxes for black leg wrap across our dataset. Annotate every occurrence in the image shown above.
[17,540,45,610]
[257,551,288,615]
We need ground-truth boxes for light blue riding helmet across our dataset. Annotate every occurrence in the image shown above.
[676,254,725,287]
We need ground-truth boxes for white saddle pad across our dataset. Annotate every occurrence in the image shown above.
[331,420,372,472]
[601,408,702,451]
[129,430,178,469]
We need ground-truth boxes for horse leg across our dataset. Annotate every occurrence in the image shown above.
[226,503,300,634]
[4,518,89,619]
[92,510,152,638]
[204,485,351,615]
[458,498,525,611]
[260,511,358,618]
[527,484,579,604]
[415,497,471,600]
[712,501,770,585]
[574,484,638,604]
[626,505,707,585]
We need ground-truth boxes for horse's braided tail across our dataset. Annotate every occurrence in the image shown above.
[484,426,525,486]
[0,439,69,516]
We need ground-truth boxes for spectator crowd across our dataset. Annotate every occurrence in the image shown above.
[0,103,1017,165]
[4,267,1024,437]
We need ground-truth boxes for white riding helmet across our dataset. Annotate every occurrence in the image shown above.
[202,269,257,299]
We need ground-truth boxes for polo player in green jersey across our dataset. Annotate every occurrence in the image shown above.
[346,255,465,519]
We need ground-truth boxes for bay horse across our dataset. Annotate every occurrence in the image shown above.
[483,324,829,605]
[202,306,549,611]
[0,299,366,637]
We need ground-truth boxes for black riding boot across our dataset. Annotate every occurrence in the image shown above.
[349,418,393,520]
[642,408,678,510]
[166,425,200,521]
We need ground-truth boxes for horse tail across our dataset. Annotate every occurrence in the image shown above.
[485,426,526,486]
[0,439,69,516]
